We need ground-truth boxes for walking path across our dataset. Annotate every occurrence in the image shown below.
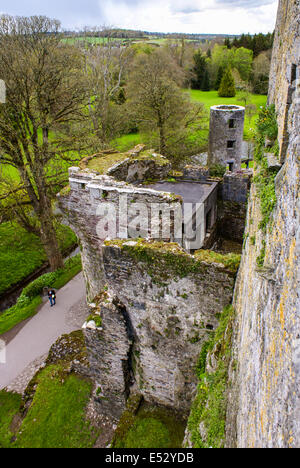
[0,273,88,392]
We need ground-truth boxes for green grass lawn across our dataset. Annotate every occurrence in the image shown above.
[15,364,98,448]
[111,132,144,152]
[0,362,99,448]
[111,90,267,154]
[113,402,186,449]
[0,391,22,448]
[188,89,267,140]
[0,222,77,296]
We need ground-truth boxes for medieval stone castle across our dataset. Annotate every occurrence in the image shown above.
[58,0,299,448]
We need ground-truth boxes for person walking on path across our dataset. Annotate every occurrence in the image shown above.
[48,289,56,307]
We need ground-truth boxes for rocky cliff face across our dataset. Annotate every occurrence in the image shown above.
[226,0,300,448]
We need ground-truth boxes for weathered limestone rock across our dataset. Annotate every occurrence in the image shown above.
[183,166,209,181]
[226,0,300,448]
[84,295,131,420]
[268,0,300,164]
[84,240,237,416]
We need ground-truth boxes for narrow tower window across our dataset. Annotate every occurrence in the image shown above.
[229,119,235,129]
[227,140,235,149]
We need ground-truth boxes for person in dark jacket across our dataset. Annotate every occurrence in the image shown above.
[48,289,56,307]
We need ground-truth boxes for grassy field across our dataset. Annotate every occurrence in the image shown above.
[111,90,267,154]
[111,132,143,152]
[15,364,98,448]
[188,89,267,140]
[0,222,77,296]
[0,362,99,448]
[113,401,186,448]
[0,390,22,448]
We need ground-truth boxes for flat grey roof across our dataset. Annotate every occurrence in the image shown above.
[144,181,218,204]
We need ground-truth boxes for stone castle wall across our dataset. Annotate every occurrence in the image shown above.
[268,0,300,163]
[226,0,300,448]
[58,168,182,301]
[84,240,237,418]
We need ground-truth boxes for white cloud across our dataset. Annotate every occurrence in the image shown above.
[0,0,279,34]
[99,0,278,34]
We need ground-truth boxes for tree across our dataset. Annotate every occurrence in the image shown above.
[238,89,252,107]
[232,47,253,82]
[202,69,211,91]
[245,103,257,124]
[218,68,236,97]
[126,49,205,163]
[251,51,271,95]
[191,50,209,90]
[0,15,88,270]
[214,66,225,90]
[84,37,134,146]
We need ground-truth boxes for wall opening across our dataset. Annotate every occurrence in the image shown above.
[229,119,235,129]
[206,209,212,233]
[227,140,235,149]
[113,299,136,400]
[291,64,297,83]
[228,162,234,172]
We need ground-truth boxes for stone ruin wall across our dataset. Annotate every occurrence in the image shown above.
[58,167,182,301]
[226,0,300,448]
[57,149,251,422]
[57,161,242,419]
[218,170,252,242]
[84,241,236,419]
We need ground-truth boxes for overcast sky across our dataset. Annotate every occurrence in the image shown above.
[0,0,278,34]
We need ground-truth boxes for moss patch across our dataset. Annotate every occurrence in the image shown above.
[87,151,129,174]
[15,364,98,448]
[187,305,235,448]
[87,146,170,175]
[253,106,279,233]
[113,398,186,449]
[194,250,241,272]
[105,239,239,286]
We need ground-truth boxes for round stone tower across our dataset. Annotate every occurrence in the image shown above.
[208,105,245,171]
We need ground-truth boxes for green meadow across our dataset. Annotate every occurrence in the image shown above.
[112,90,267,152]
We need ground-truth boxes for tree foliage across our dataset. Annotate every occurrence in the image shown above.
[126,49,205,164]
[0,15,88,269]
[191,50,210,90]
[218,68,236,97]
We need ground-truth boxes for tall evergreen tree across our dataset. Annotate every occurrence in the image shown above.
[215,66,225,90]
[191,50,208,90]
[202,69,211,91]
[218,68,236,97]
